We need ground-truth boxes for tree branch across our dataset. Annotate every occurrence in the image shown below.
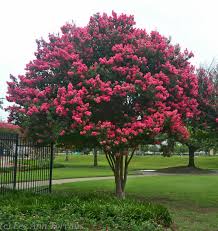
[105,153,115,172]
[120,155,124,189]
[122,155,128,191]
[127,147,136,166]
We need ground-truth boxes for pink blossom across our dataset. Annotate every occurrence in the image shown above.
[59,130,65,136]
[84,111,92,116]
[91,131,99,136]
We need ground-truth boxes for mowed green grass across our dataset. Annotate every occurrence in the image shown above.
[53,166,113,179]
[2,155,218,182]
[53,175,218,231]
[54,154,218,170]
[51,154,218,179]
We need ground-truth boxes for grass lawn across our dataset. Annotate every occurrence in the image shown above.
[53,166,113,179]
[54,154,218,170]
[1,155,218,182]
[53,175,218,231]
[51,154,218,179]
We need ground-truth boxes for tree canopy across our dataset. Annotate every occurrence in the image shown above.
[7,12,198,149]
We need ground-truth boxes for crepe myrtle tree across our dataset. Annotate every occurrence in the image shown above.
[7,12,199,198]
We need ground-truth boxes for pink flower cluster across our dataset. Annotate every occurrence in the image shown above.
[0,122,19,132]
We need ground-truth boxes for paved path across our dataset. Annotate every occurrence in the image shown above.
[0,172,167,190]
[51,172,163,185]
[51,169,218,185]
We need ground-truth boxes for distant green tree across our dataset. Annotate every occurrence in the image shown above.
[184,66,218,167]
[56,132,99,165]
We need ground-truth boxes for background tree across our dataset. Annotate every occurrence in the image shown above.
[184,66,218,167]
[160,65,218,165]
[57,132,99,165]
[7,12,199,198]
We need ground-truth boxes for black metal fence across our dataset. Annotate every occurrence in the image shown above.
[0,132,54,193]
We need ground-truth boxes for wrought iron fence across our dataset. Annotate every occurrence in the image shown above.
[0,132,54,193]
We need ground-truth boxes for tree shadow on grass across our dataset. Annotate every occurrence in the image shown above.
[156,166,218,174]
[53,163,111,169]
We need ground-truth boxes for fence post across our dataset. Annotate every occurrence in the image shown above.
[13,134,19,190]
[49,143,54,193]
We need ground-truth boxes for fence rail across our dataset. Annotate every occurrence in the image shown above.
[0,132,53,194]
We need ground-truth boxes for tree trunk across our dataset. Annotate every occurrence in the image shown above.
[115,174,125,198]
[209,149,214,156]
[65,150,69,161]
[93,148,98,167]
[114,155,125,198]
[105,148,136,199]
[188,146,196,167]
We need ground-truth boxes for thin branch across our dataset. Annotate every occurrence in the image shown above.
[127,147,137,166]
[105,153,115,172]
[108,153,115,169]
[122,155,128,191]
[106,154,114,172]
[120,155,124,188]
[103,149,115,170]
[110,154,115,164]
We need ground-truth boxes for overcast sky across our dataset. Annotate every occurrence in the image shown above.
[1,0,218,120]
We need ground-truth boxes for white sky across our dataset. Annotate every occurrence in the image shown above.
[1,0,218,120]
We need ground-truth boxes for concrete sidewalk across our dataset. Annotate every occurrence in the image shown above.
[52,173,161,185]
[0,172,165,190]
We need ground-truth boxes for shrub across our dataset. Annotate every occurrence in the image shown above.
[0,191,172,231]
